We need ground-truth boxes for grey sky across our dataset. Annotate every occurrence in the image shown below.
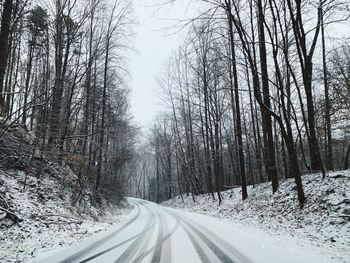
[129,0,350,132]
[129,0,197,130]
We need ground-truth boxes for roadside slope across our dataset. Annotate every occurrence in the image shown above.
[0,123,132,262]
[0,169,132,263]
[162,170,350,262]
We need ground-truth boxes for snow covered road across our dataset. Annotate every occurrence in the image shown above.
[32,198,332,263]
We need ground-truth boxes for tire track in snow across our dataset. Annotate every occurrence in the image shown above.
[157,209,172,263]
[58,204,142,263]
[131,203,178,263]
[78,202,155,263]
[165,209,235,263]
[166,208,254,263]
[113,204,156,263]
[132,207,159,262]
[150,209,164,263]
[147,202,210,262]
[177,220,211,263]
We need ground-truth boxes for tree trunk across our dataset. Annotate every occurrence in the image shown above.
[303,58,325,179]
[257,0,279,193]
[0,0,14,116]
[227,1,247,200]
[345,143,350,170]
[321,6,333,171]
[95,37,109,191]
[22,40,34,124]
[48,4,64,146]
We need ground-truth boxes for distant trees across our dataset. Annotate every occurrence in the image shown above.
[327,44,350,170]
[0,0,136,204]
[138,0,350,207]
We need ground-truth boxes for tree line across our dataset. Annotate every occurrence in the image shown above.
[133,0,350,207]
[0,0,137,204]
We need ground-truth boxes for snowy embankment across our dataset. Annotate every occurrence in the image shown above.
[162,171,350,262]
[0,124,132,262]
[0,169,132,263]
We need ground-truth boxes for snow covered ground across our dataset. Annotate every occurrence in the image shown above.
[0,169,132,263]
[33,198,338,263]
[162,170,350,263]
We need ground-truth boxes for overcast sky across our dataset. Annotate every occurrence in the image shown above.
[129,0,197,130]
[129,0,350,132]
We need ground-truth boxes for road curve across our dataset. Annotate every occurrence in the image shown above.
[32,198,330,263]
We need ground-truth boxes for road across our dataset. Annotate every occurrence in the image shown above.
[33,198,330,263]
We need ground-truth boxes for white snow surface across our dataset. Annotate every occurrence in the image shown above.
[31,198,338,263]
[162,170,350,263]
[0,169,132,263]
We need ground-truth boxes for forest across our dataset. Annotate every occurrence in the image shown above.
[0,0,350,208]
[0,0,350,261]
[130,0,350,207]
[0,0,137,204]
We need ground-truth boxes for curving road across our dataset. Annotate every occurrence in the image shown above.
[33,198,330,263]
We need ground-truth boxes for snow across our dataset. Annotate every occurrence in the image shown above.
[162,170,350,263]
[0,169,132,263]
[332,110,350,141]
[29,198,337,263]
[162,204,333,263]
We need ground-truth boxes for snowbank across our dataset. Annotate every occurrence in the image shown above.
[162,170,350,263]
[0,120,132,262]
[0,169,132,263]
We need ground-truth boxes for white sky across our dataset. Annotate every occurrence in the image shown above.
[129,0,197,130]
[129,0,350,132]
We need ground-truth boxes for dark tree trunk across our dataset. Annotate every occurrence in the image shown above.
[227,1,247,200]
[0,0,13,116]
[22,40,34,124]
[321,7,333,171]
[304,58,324,174]
[345,143,350,170]
[48,5,64,146]
[202,58,215,198]
[95,37,109,191]
[286,0,325,176]
[257,0,279,193]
